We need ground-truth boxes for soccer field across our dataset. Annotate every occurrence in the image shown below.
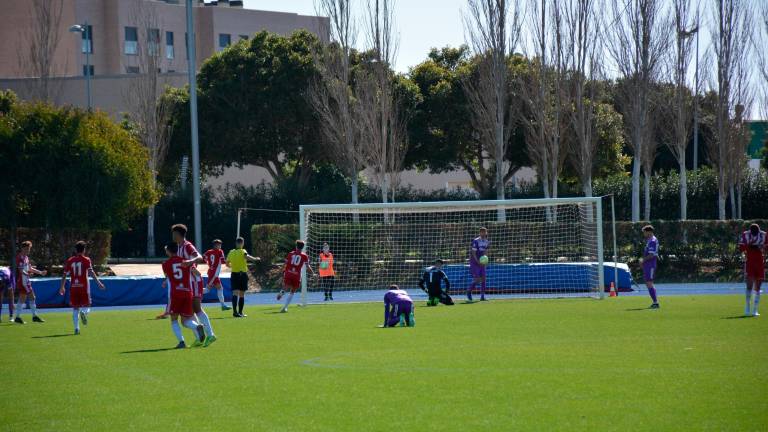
[1,295,766,431]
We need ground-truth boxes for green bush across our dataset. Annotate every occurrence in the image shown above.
[0,228,111,268]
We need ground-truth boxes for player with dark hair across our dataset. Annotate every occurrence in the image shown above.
[382,284,415,327]
[642,225,660,309]
[739,223,767,317]
[226,237,260,317]
[419,259,453,306]
[14,241,48,324]
[467,227,490,301]
[318,242,336,301]
[162,242,206,348]
[277,240,315,313]
[204,239,231,311]
[59,241,106,334]
[172,224,216,346]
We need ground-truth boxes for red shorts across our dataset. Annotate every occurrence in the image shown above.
[745,261,765,281]
[17,282,33,295]
[193,277,204,298]
[70,287,91,308]
[283,276,301,292]
[169,295,194,316]
[207,274,221,287]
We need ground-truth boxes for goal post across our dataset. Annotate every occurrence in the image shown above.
[299,198,605,305]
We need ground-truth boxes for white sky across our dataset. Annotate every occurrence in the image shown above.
[244,0,467,73]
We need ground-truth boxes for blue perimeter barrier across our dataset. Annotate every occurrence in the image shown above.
[30,275,231,308]
[442,262,633,293]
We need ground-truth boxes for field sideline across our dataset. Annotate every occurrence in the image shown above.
[1,295,766,431]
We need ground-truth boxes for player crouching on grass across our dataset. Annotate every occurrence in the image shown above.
[204,239,231,311]
[641,225,660,309]
[419,259,453,306]
[59,241,106,335]
[14,241,48,324]
[0,266,14,323]
[739,223,767,317]
[162,242,206,349]
[383,285,415,327]
[277,240,315,313]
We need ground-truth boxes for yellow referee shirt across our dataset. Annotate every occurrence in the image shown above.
[227,248,249,272]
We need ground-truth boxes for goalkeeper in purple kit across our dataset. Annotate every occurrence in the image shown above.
[382,284,415,327]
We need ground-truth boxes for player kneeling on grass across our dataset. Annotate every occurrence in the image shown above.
[277,240,315,313]
[641,225,660,309]
[383,285,415,327]
[739,223,767,317]
[59,241,106,335]
[419,259,453,306]
[204,239,231,311]
[162,242,206,349]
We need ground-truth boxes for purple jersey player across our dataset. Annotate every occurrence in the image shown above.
[468,227,490,301]
[0,266,14,322]
[642,225,660,309]
[383,285,415,327]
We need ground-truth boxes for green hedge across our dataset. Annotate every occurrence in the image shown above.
[251,219,766,285]
[0,228,111,268]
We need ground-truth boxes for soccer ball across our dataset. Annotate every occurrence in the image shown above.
[479,255,489,266]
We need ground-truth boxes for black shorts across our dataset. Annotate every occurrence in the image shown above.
[231,272,249,292]
[320,276,335,288]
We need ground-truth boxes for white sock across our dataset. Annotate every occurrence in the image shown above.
[30,300,37,316]
[182,318,201,340]
[196,310,214,337]
[746,289,753,311]
[72,308,80,331]
[15,298,23,317]
[283,292,294,310]
[84,307,91,315]
[217,288,225,305]
[171,320,184,343]
[754,291,761,313]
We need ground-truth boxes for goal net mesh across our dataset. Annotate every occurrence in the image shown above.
[300,199,602,304]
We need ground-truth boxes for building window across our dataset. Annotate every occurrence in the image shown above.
[81,25,94,54]
[82,64,94,76]
[125,66,139,74]
[166,31,174,59]
[218,33,231,51]
[148,28,160,56]
[124,27,138,55]
[239,34,248,41]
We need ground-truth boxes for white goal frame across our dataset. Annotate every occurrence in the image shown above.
[298,197,604,305]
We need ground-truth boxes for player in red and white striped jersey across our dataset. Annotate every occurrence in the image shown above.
[59,241,106,335]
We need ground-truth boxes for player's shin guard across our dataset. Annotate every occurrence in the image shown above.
[196,310,214,337]
[238,295,245,314]
[72,308,80,331]
[480,280,487,298]
[171,320,184,342]
[217,288,225,306]
[754,290,761,315]
[745,289,752,314]
[15,298,23,317]
[648,287,658,304]
[30,300,38,316]
[232,294,238,312]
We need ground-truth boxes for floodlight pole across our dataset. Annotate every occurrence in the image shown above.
[186,0,203,252]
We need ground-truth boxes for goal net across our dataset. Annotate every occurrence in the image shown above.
[299,198,604,305]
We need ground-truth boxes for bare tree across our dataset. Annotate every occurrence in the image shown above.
[727,61,753,219]
[356,0,407,204]
[123,2,173,257]
[563,0,602,199]
[709,0,752,219]
[463,0,523,218]
[309,0,367,205]
[659,0,698,220]
[606,0,668,222]
[758,2,768,120]
[17,0,64,102]
[522,0,569,209]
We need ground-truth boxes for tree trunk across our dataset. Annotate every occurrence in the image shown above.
[631,156,641,222]
[582,178,593,197]
[147,205,156,257]
[729,184,736,219]
[717,166,726,220]
[718,194,726,221]
[737,181,743,220]
[643,172,651,221]
[350,175,359,204]
[679,159,687,221]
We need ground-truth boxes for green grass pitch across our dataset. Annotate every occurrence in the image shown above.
[1,295,766,431]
